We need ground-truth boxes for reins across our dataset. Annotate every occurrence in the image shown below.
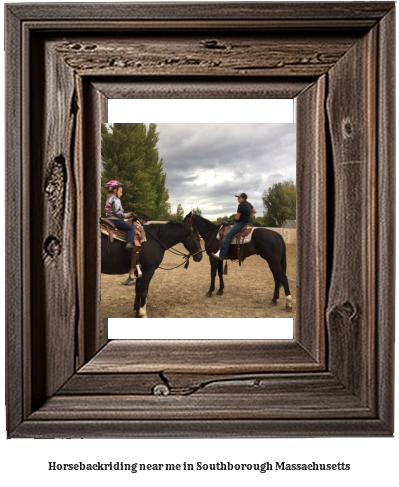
[145,225,205,271]
[186,217,219,254]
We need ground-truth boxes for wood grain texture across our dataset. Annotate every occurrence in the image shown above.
[29,392,371,421]
[14,418,391,439]
[326,26,377,405]
[54,33,360,78]
[81,82,108,361]
[5,5,24,436]
[35,371,375,422]
[30,36,79,409]
[92,79,311,100]
[375,7,395,431]
[60,371,356,397]
[7,2,394,22]
[58,372,163,395]
[79,340,320,374]
[295,76,326,363]
[5,2,395,438]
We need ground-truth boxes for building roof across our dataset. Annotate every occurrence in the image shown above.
[282,220,296,229]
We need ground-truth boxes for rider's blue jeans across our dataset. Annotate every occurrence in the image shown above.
[112,219,135,245]
[219,221,247,259]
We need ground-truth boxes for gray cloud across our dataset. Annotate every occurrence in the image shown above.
[156,123,296,220]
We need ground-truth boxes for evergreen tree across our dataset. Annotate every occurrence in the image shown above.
[144,124,171,219]
[262,180,296,227]
[175,204,184,223]
[101,123,171,219]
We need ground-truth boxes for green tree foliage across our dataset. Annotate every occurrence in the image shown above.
[174,204,185,222]
[101,123,171,219]
[250,215,266,226]
[213,214,237,225]
[213,214,265,226]
[262,180,296,227]
[192,207,202,217]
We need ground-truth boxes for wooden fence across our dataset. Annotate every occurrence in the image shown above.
[149,222,296,245]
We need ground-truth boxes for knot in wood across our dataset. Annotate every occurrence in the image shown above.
[45,180,56,198]
[152,383,170,396]
[340,301,358,321]
[201,40,227,50]
[83,44,97,51]
[45,156,66,215]
[43,236,61,259]
[343,119,353,137]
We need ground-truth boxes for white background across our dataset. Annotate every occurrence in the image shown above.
[1,1,398,486]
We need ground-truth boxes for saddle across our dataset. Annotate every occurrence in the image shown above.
[100,217,146,278]
[217,224,255,267]
[100,217,146,247]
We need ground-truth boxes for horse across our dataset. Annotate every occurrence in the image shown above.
[101,222,203,318]
[183,212,292,311]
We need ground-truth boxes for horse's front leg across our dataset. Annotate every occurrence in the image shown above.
[216,260,224,295]
[137,268,155,318]
[206,256,217,297]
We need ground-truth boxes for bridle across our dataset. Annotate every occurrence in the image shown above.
[185,214,219,254]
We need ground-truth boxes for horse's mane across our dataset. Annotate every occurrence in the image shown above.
[145,222,189,238]
[193,215,218,228]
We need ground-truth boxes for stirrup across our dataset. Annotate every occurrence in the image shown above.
[135,265,143,279]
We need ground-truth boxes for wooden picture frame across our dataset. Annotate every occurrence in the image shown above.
[5,2,395,438]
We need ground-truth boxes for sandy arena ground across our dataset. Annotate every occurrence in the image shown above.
[101,242,296,319]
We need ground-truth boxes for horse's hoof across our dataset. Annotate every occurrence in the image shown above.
[270,300,278,306]
[285,306,292,312]
[138,305,147,318]
[206,292,213,298]
[216,290,223,296]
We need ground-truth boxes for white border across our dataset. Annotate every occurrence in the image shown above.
[109,99,294,123]
[107,99,294,339]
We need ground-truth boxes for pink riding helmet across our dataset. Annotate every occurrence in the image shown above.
[104,180,123,192]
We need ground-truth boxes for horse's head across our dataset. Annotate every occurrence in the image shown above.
[184,211,215,238]
[183,211,194,226]
[182,219,203,263]
[183,211,202,230]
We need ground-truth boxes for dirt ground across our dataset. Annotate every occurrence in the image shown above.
[101,243,296,319]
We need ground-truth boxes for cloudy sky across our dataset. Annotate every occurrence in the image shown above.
[156,123,296,220]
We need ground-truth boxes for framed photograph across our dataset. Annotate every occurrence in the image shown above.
[101,117,297,339]
[5,2,395,437]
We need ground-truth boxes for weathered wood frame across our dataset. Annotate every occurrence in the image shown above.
[5,2,395,438]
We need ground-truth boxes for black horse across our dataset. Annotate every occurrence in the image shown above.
[101,222,203,317]
[183,212,292,310]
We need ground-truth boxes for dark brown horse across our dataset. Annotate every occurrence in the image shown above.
[101,222,203,317]
[183,212,292,310]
